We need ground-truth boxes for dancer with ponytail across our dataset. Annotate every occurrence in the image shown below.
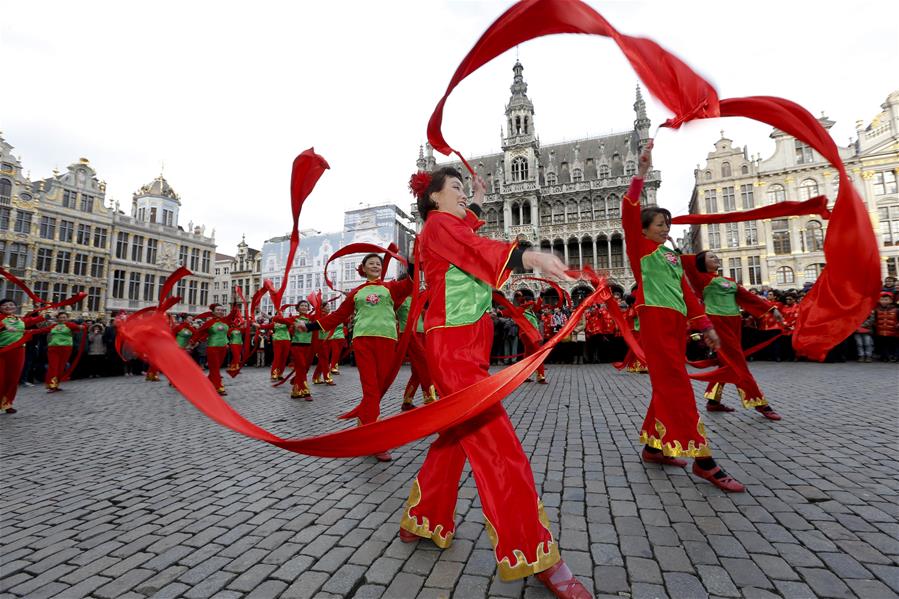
[44,311,85,393]
[188,303,231,396]
[625,141,744,492]
[682,250,784,420]
[300,253,412,461]
[1,298,44,413]
[399,167,592,598]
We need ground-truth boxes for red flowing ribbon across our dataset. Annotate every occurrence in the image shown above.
[61,325,88,382]
[272,149,330,309]
[671,196,831,225]
[118,274,610,457]
[516,276,572,308]
[424,0,878,361]
[322,242,409,292]
[492,291,542,348]
[158,266,191,302]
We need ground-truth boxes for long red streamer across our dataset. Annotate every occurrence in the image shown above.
[671,196,831,225]
[424,0,879,360]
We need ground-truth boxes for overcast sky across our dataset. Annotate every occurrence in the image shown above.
[2,0,897,254]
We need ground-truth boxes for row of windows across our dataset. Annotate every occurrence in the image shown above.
[0,241,29,272]
[544,162,636,186]
[538,237,626,269]
[37,216,109,248]
[34,248,106,277]
[706,220,824,253]
[721,257,823,286]
[114,232,159,264]
[176,244,212,273]
[29,282,103,311]
[61,189,97,212]
[880,205,899,246]
[112,270,210,305]
[135,206,176,227]
[0,207,32,233]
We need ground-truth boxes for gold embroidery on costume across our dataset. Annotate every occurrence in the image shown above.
[399,478,454,548]
[738,388,768,408]
[641,417,712,458]
[484,500,561,581]
[704,382,724,401]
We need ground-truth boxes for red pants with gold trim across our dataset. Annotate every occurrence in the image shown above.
[206,346,227,391]
[46,346,71,390]
[290,343,314,395]
[638,307,711,457]
[521,336,545,378]
[229,343,242,371]
[312,339,332,381]
[403,332,434,401]
[341,336,396,424]
[328,339,345,371]
[271,339,290,379]
[0,346,26,409]
[703,315,767,408]
[146,366,160,381]
[401,314,558,580]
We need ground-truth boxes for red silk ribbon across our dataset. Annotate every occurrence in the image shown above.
[424,0,878,360]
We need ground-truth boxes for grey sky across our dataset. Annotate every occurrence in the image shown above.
[2,0,897,253]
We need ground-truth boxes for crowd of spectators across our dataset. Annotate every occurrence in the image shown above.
[14,275,898,388]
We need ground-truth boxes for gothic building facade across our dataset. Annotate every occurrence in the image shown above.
[414,61,661,300]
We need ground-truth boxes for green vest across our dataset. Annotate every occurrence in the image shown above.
[396,297,424,334]
[524,308,539,329]
[0,316,25,347]
[176,327,193,348]
[444,266,491,328]
[229,329,243,344]
[353,284,398,340]
[640,246,687,316]
[703,277,740,316]
[327,325,345,341]
[206,321,230,347]
[48,324,74,347]
[272,322,290,341]
[291,316,313,344]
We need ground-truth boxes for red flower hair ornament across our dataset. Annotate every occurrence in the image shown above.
[408,171,432,199]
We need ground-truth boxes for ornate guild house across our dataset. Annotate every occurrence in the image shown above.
[415,61,661,301]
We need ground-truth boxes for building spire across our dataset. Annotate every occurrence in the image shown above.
[634,85,651,141]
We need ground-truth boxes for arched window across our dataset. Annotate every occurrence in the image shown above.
[580,198,592,221]
[511,157,528,181]
[510,202,521,226]
[522,201,532,225]
[546,172,557,186]
[799,179,819,201]
[721,162,732,178]
[705,170,712,181]
[572,168,583,183]
[566,200,578,223]
[540,202,552,226]
[741,164,749,175]
[0,178,11,203]
[552,200,565,224]
[805,220,824,252]
[485,208,498,227]
[625,161,636,177]
[599,164,610,179]
[804,264,824,282]
[607,194,620,218]
[775,266,795,285]
[767,184,786,203]
[594,197,606,219]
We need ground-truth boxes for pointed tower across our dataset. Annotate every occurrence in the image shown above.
[502,61,539,184]
[634,85,651,146]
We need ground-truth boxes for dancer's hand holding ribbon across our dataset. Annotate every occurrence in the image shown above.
[522,251,571,281]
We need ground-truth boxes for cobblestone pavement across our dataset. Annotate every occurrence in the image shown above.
[1,362,897,599]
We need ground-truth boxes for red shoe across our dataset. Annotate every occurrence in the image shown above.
[400,402,416,412]
[399,528,419,543]
[641,448,687,468]
[706,401,734,412]
[4,408,17,414]
[374,452,392,462]
[756,406,782,421]
[535,560,593,599]
[692,462,745,493]
[537,375,548,384]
